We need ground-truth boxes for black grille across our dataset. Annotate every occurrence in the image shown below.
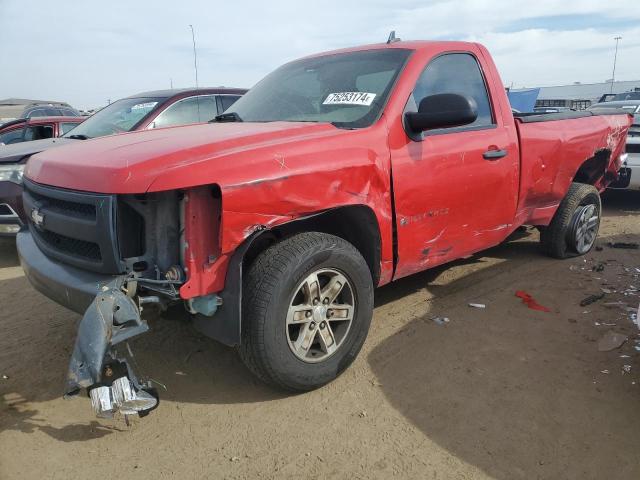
[27,190,96,219]
[23,178,123,274]
[35,229,101,261]
[626,143,640,154]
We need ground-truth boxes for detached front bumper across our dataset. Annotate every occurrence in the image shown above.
[18,229,158,417]
[17,229,117,314]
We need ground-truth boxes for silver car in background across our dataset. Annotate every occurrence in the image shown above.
[589,101,640,191]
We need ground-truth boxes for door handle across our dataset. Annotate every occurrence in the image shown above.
[483,149,508,160]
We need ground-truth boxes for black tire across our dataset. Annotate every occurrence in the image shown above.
[540,182,601,259]
[238,232,374,391]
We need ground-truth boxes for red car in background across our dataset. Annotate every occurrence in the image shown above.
[0,116,84,145]
[0,87,246,235]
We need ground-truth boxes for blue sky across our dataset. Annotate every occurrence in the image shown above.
[0,0,638,109]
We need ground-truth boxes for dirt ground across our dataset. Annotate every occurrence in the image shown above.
[1,191,640,480]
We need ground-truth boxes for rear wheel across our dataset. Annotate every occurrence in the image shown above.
[238,232,373,391]
[540,182,601,259]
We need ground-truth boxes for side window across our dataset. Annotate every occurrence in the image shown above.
[219,95,241,113]
[27,109,47,118]
[60,122,79,135]
[23,125,54,141]
[152,95,218,128]
[60,108,79,117]
[0,128,25,145]
[413,53,494,129]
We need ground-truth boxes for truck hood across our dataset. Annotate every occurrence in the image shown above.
[25,122,342,193]
[0,137,76,164]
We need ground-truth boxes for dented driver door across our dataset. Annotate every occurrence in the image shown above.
[390,50,519,279]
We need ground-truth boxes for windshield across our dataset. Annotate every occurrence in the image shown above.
[63,97,164,138]
[228,49,412,128]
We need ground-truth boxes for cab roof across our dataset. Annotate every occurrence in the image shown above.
[125,87,248,100]
[300,40,480,60]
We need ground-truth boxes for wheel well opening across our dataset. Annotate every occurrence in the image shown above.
[573,149,611,185]
[243,206,382,285]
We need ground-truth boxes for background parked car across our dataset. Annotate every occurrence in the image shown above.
[589,100,640,191]
[0,98,80,123]
[533,106,574,114]
[0,87,247,236]
[64,87,247,138]
[0,117,84,145]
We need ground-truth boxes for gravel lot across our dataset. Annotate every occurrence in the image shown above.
[1,190,639,480]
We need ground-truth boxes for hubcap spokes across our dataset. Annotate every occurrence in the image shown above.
[286,269,355,363]
[573,204,598,254]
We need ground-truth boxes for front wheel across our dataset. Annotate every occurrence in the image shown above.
[540,182,601,259]
[238,232,374,391]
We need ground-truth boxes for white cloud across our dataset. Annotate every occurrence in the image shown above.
[0,0,638,108]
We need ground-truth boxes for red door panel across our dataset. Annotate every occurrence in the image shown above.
[389,48,519,279]
[391,127,518,278]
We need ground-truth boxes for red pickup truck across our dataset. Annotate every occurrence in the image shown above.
[17,41,631,418]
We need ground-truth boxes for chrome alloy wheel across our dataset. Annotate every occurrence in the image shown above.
[286,268,355,363]
[570,204,599,254]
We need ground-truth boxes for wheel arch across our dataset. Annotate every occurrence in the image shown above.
[572,148,612,185]
[245,205,382,286]
[193,205,382,346]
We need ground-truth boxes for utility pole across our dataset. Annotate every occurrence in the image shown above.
[170,78,173,89]
[610,36,622,94]
[188,25,199,89]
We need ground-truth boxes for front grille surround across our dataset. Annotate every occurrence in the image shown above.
[23,178,123,274]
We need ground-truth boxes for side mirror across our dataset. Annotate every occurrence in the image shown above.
[405,93,478,132]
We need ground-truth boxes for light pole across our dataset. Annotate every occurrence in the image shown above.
[610,36,622,94]
[189,24,199,89]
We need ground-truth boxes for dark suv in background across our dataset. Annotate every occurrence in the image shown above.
[0,99,80,122]
[0,87,246,235]
[22,104,80,118]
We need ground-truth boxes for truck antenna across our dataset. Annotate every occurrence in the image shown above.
[387,31,401,44]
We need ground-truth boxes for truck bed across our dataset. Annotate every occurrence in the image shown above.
[513,111,631,226]
[514,109,628,123]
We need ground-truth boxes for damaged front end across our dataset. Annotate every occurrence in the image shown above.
[65,280,159,418]
[18,179,228,419]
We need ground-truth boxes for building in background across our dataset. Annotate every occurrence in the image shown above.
[507,88,540,112]
[511,80,640,111]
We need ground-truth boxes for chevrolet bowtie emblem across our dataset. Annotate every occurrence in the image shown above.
[31,207,45,228]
